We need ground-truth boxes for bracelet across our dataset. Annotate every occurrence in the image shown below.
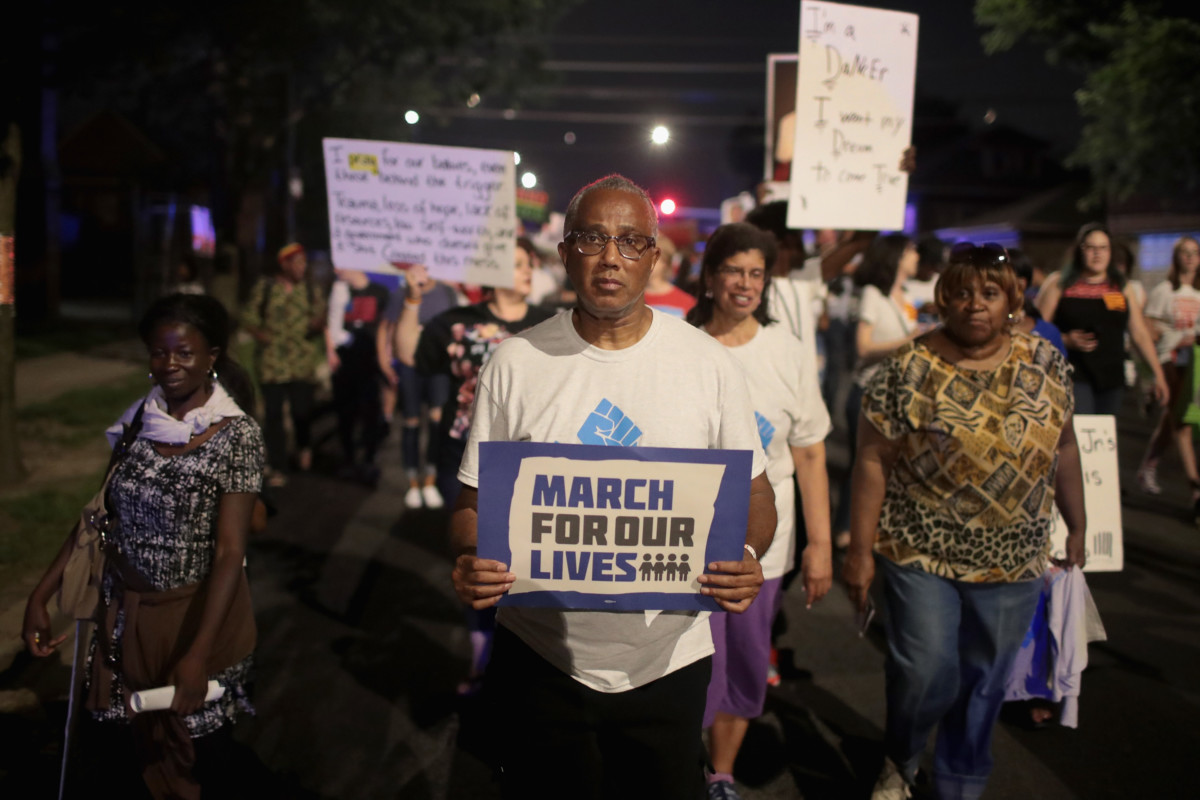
[404,297,421,307]
[743,543,758,561]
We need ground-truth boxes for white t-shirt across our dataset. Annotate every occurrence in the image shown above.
[854,284,915,387]
[723,323,832,579]
[767,278,823,370]
[1145,281,1200,363]
[459,309,768,693]
[906,276,938,309]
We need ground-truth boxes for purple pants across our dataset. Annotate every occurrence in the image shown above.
[703,577,783,728]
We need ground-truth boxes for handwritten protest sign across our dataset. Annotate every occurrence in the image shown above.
[322,138,516,287]
[786,1,918,231]
[1050,415,1123,572]
[477,442,753,611]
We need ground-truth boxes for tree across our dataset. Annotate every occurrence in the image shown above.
[976,0,1200,204]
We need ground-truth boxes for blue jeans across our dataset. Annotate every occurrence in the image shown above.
[879,557,1042,800]
[1072,381,1122,416]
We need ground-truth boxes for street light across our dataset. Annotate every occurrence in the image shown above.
[405,110,420,125]
[660,198,676,216]
[521,171,537,189]
[651,125,670,145]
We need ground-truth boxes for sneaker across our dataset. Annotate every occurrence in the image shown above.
[871,758,912,800]
[766,647,781,687]
[422,484,445,509]
[1137,465,1162,495]
[707,780,743,800]
[405,485,423,509]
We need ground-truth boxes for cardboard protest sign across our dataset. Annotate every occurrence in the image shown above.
[1050,415,1123,571]
[322,138,516,287]
[477,442,753,611]
[786,1,918,231]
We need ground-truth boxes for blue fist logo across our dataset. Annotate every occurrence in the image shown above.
[578,399,643,447]
[755,411,776,450]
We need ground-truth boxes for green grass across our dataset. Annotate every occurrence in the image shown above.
[3,375,154,583]
[18,373,152,446]
[0,470,105,589]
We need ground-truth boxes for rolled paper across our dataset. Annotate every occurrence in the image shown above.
[130,680,225,713]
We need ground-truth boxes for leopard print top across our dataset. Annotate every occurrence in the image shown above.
[862,331,1073,582]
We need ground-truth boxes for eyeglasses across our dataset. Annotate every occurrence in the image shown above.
[949,242,1009,267]
[566,230,656,260]
[716,265,767,283]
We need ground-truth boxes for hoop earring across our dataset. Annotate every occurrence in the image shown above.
[208,367,219,383]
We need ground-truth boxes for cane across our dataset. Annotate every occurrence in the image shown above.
[58,620,90,800]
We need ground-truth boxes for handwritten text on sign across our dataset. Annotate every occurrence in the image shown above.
[787,1,918,231]
[477,443,752,611]
[322,138,516,287]
[1050,415,1123,572]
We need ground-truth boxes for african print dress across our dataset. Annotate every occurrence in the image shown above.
[85,415,264,735]
[862,331,1074,583]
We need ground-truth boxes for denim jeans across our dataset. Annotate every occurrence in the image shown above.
[878,557,1042,800]
[1072,381,1122,416]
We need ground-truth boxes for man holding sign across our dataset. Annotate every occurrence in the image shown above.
[450,175,776,799]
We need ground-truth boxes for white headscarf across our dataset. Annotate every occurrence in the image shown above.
[106,382,245,447]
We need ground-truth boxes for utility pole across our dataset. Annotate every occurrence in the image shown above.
[0,121,26,483]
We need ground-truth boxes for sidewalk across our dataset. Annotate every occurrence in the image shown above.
[14,341,143,409]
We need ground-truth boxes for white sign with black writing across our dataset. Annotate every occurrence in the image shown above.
[786,1,918,231]
[1050,414,1123,572]
[322,138,516,287]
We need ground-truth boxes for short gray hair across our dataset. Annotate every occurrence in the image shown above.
[562,174,658,238]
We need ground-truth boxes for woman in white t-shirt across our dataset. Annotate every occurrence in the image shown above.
[832,234,926,548]
[687,223,833,799]
[1137,236,1200,498]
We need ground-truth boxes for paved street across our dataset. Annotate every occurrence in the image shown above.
[2,399,1198,798]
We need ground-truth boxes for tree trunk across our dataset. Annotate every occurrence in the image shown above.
[0,121,27,483]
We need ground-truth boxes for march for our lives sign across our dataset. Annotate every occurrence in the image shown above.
[477,442,753,611]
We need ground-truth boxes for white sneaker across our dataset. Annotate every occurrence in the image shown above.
[422,484,444,509]
[404,486,423,509]
[1137,465,1162,495]
[871,758,912,800]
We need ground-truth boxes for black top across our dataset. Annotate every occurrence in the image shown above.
[415,302,555,441]
[1052,279,1129,391]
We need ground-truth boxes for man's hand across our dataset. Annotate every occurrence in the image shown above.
[801,542,833,608]
[698,553,763,613]
[842,549,875,613]
[452,555,516,610]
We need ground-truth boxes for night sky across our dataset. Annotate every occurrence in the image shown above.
[421,0,1083,212]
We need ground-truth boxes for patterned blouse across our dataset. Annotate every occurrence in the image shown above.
[862,331,1074,583]
[242,278,325,384]
[87,415,264,735]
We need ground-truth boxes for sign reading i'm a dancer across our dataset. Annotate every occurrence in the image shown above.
[786,0,919,231]
[477,442,753,611]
